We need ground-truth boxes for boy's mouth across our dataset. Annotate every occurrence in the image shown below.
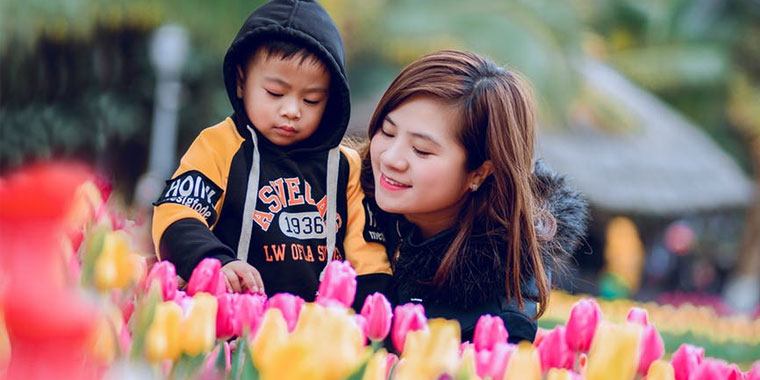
[274,125,297,136]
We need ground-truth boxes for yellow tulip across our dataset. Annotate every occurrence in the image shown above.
[362,349,389,380]
[395,319,460,380]
[180,293,217,356]
[646,360,675,380]
[145,301,182,362]
[503,342,541,380]
[586,322,642,380]
[457,344,480,380]
[251,308,290,369]
[547,368,574,380]
[94,231,135,290]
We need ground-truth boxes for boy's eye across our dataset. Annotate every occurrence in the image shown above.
[265,89,283,97]
[304,99,322,105]
[413,147,432,157]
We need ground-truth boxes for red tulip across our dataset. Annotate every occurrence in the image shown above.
[145,261,178,301]
[266,293,304,332]
[187,258,225,296]
[316,260,357,308]
[637,324,664,375]
[391,303,428,352]
[626,307,650,326]
[216,293,241,339]
[565,298,601,353]
[690,358,743,380]
[538,326,574,372]
[473,314,509,352]
[237,293,267,336]
[361,293,393,342]
[475,342,515,380]
[671,344,705,380]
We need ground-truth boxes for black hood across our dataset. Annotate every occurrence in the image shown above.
[223,0,350,152]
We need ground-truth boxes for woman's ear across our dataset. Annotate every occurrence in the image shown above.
[468,160,494,191]
[236,65,245,98]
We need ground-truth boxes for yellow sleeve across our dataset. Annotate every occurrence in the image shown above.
[340,146,392,275]
[151,118,244,258]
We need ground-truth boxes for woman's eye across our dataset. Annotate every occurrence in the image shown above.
[413,147,432,157]
[379,128,394,137]
[265,90,283,97]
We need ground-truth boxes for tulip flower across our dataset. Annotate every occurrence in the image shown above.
[144,261,178,301]
[395,319,460,380]
[392,303,428,352]
[361,292,393,342]
[473,314,508,352]
[476,342,514,380]
[504,342,541,380]
[216,293,241,339]
[363,349,390,380]
[267,293,305,332]
[746,361,760,380]
[251,308,290,369]
[94,231,137,291]
[586,322,642,380]
[237,293,266,336]
[145,301,183,362]
[537,325,574,372]
[690,358,743,380]
[671,344,704,380]
[637,324,664,376]
[186,258,225,296]
[547,368,574,380]
[180,293,218,356]
[647,360,675,380]
[565,298,601,353]
[316,260,357,308]
[626,307,650,326]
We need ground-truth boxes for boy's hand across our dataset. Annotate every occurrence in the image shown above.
[221,261,265,294]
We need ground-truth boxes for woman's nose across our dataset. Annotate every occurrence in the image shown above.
[380,143,408,171]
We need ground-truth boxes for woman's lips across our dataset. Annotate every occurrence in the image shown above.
[379,174,411,191]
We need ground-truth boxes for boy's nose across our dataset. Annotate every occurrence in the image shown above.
[280,99,301,120]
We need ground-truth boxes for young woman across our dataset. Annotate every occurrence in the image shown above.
[361,50,588,343]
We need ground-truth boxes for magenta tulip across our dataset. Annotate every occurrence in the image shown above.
[145,261,178,301]
[475,342,515,380]
[671,344,705,380]
[361,292,393,342]
[537,326,573,372]
[316,260,357,308]
[690,358,743,380]
[187,258,225,296]
[266,293,305,332]
[237,293,267,336]
[565,298,601,353]
[637,324,664,375]
[216,293,241,339]
[626,307,650,326]
[391,303,428,352]
[745,361,760,380]
[473,314,509,352]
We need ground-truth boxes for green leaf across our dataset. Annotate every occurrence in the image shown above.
[230,336,259,380]
[80,224,108,288]
[129,284,161,360]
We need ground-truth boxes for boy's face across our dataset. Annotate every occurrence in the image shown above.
[237,50,331,146]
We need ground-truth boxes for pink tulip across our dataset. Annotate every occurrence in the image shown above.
[671,344,705,380]
[637,324,664,375]
[385,353,399,379]
[626,307,650,326]
[745,361,760,380]
[145,261,178,301]
[354,314,368,344]
[216,293,241,339]
[475,342,515,380]
[316,260,357,308]
[361,292,393,342]
[187,258,226,296]
[473,314,509,352]
[690,358,743,380]
[391,303,428,352]
[565,298,601,353]
[237,293,267,336]
[537,326,574,372]
[266,293,305,332]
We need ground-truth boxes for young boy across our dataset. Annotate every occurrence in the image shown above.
[152,0,390,307]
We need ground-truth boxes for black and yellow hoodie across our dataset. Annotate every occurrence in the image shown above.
[152,0,391,305]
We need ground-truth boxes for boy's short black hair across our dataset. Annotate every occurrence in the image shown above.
[239,38,324,69]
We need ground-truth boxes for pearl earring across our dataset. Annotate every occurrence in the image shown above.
[470,183,479,191]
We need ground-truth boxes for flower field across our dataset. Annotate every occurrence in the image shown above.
[1,164,758,380]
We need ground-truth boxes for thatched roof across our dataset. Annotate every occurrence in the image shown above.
[537,59,754,215]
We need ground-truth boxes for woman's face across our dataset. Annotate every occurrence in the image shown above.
[370,96,478,229]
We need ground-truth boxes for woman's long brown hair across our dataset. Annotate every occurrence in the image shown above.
[361,50,555,317]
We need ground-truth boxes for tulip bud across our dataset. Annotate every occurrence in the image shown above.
[671,344,704,380]
[266,293,304,332]
[251,308,289,369]
[647,360,675,380]
[565,298,601,353]
[392,303,428,352]
[690,358,743,380]
[537,325,574,372]
[144,261,177,301]
[187,258,225,296]
[637,324,664,375]
[504,342,541,380]
[237,293,267,336]
[94,231,136,291]
[476,342,514,380]
[586,322,641,380]
[746,361,760,380]
[145,301,183,362]
[626,307,650,326]
[547,368,574,380]
[215,293,240,339]
[180,293,218,356]
[316,260,357,308]
[361,293,393,342]
[473,314,508,352]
